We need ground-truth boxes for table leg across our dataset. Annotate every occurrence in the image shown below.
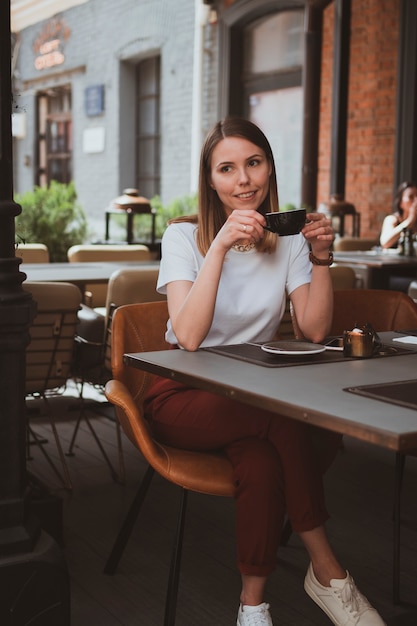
[127,212,134,244]
[393,451,405,605]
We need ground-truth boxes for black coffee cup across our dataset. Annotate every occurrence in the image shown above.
[264,208,306,236]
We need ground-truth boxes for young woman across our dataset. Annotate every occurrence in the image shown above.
[380,181,417,249]
[144,118,386,626]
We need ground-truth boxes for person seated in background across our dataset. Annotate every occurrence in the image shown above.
[380,181,417,292]
[144,117,386,626]
[380,181,417,249]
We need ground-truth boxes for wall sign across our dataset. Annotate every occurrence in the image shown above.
[85,85,105,117]
[83,127,105,153]
[33,17,70,71]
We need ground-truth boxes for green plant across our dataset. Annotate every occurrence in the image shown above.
[280,203,297,212]
[152,193,198,238]
[15,181,88,262]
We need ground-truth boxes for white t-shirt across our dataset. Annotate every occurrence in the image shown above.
[157,221,311,347]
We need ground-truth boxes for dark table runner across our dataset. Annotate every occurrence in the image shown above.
[344,379,417,411]
[203,341,415,368]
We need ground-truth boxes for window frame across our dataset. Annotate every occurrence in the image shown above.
[36,85,72,186]
[135,55,161,199]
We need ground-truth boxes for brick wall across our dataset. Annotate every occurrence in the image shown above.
[318,0,400,238]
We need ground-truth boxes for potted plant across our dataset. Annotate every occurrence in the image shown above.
[15,181,88,262]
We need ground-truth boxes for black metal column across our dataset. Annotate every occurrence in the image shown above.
[394,0,417,188]
[330,0,351,197]
[0,2,70,623]
[301,3,325,210]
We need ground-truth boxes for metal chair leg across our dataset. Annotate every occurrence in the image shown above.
[28,424,72,490]
[164,488,188,626]
[103,464,155,575]
[68,381,126,484]
[27,396,73,490]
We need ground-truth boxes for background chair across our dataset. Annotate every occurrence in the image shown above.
[278,265,357,340]
[329,264,357,290]
[70,266,166,483]
[332,238,379,287]
[103,301,235,626]
[24,281,82,490]
[15,242,50,263]
[333,236,379,251]
[407,279,417,302]
[329,288,417,335]
[67,243,153,307]
[75,265,166,367]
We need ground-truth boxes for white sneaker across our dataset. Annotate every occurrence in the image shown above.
[304,563,386,625]
[236,602,273,626]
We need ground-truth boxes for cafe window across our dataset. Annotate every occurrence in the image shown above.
[241,10,304,207]
[36,85,72,186]
[136,56,161,198]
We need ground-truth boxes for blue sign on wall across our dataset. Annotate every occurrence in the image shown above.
[85,84,105,117]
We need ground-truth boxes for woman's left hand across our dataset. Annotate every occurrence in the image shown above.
[301,212,334,256]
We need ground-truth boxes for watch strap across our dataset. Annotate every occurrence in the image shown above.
[309,251,334,266]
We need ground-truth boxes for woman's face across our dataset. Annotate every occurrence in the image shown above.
[400,186,417,215]
[209,136,272,216]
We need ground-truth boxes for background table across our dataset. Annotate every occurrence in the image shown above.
[333,251,417,289]
[22,260,159,299]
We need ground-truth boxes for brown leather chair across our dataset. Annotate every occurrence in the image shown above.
[103,301,235,625]
[329,289,417,335]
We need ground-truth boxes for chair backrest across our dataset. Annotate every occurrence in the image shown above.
[67,244,154,307]
[278,265,357,339]
[333,237,379,251]
[330,265,357,290]
[109,301,169,452]
[16,243,50,263]
[330,289,417,335]
[408,280,417,303]
[24,281,82,394]
[102,267,166,370]
[67,244,152,262]
[105,266,165,313]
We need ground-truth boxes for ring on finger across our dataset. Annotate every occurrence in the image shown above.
[242,224,247,232]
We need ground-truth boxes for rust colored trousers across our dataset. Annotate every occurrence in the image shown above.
[145,376,341,577]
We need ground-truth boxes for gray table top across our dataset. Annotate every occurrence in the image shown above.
[125,331,417,453]
[21,260,160,285]
[333,250,417,268]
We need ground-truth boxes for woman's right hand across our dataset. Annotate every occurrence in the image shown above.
[409,200,417,227]
[214,209,266,251]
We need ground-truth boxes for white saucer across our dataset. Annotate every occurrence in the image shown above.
[261,341,326,356]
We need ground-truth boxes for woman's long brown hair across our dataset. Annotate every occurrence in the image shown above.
[169,117,280,256]
[393,181,417,218]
